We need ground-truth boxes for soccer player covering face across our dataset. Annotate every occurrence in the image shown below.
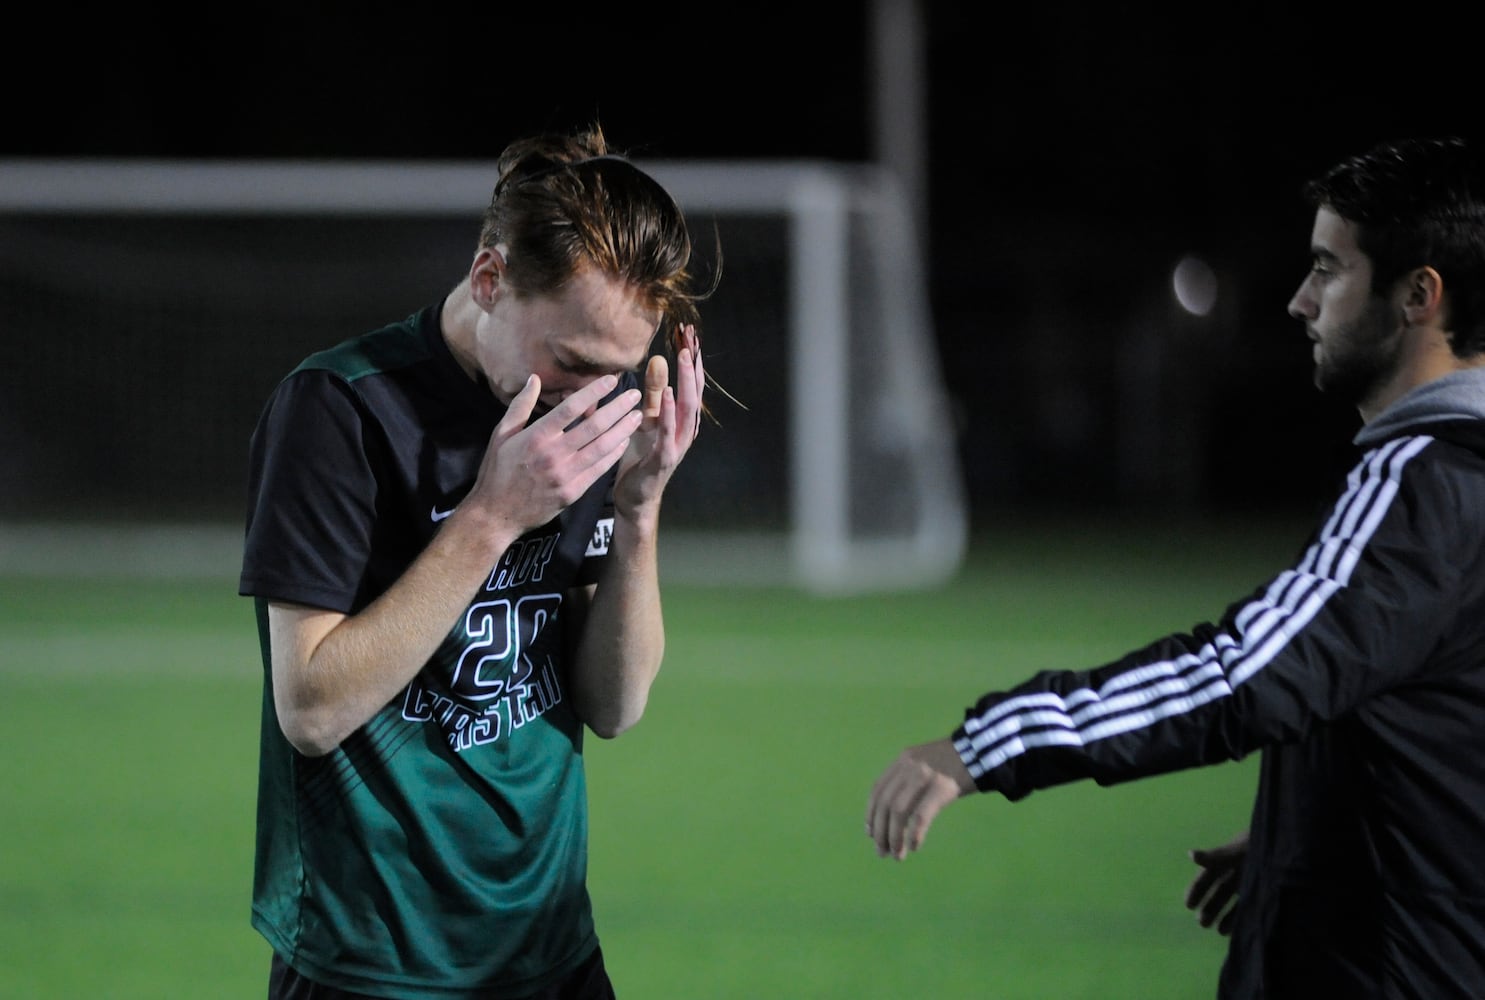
[240,125,710,999]
[865,136,1485,998]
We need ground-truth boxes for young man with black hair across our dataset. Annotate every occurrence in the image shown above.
[867,136,1485,997]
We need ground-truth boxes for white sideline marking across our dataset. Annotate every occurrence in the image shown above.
[0,523,243,579]
[0,523,800,585]
[0,630,260,679]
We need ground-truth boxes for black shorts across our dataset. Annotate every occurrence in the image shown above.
[267,946,617,1000]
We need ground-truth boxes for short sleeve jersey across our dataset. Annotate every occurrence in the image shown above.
[239,302,628,998]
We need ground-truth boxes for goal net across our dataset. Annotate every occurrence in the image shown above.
[0,159,966,593]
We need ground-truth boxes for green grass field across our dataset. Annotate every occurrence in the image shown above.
[0,514,1306,998]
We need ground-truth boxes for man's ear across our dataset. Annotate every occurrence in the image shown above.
[1401,265,1445,326]
[470,246,509,310]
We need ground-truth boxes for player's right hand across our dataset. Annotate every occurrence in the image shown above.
[469,373,642,533]
[865,738,976,860]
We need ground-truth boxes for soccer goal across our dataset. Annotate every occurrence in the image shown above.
[0,158,966,593]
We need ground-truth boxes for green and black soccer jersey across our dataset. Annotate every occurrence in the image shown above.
[240,302,630,998]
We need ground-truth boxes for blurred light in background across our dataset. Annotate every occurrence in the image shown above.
[1172,254,1218,317]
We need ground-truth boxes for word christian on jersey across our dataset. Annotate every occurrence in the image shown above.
[400,526,596,753]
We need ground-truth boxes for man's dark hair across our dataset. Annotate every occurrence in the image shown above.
[1304,136,1485,357]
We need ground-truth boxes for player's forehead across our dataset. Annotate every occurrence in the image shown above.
[547,334,649,375]
[542,271,659,371]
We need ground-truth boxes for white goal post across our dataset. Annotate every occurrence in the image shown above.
[0,158,967,593]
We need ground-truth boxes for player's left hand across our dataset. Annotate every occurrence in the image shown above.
[614,323,703,516]
[866,738,976,860]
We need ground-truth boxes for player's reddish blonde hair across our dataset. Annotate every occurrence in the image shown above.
[480,124,718,371]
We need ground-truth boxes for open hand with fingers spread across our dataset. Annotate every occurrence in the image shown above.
[466,371,642,535]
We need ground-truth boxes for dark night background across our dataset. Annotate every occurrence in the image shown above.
[7,2,1480,528]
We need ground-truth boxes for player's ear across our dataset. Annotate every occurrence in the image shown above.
[469,246,509,310]
[1401,265,1444,325]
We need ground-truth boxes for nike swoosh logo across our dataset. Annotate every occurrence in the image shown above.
[430,505,456,522]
